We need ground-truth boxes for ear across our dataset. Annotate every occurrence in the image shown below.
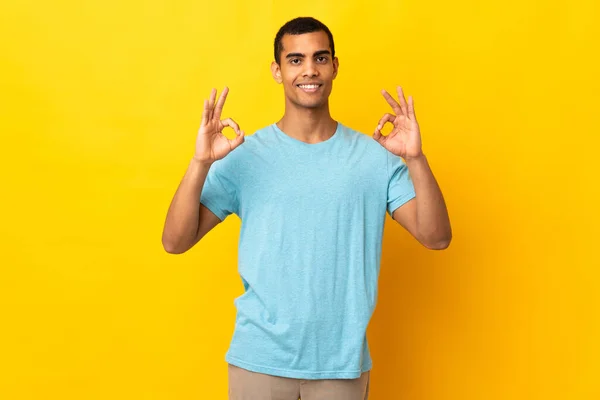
[332,57,339,80]
[271,61,282,84]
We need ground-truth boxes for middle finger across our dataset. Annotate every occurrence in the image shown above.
[396,86,408,116]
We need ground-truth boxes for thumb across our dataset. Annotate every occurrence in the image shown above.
[373,128,385,146]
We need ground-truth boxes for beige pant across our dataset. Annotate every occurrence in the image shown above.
[228,363,370,400]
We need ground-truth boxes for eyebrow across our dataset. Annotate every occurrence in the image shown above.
[285,50,331,59]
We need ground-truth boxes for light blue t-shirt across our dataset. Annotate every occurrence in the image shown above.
[200,122,416,380]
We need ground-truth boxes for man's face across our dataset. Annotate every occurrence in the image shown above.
[271,31,339,110]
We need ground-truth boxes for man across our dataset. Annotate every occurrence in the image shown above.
[162,17,451,400]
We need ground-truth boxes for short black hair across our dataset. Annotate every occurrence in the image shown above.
[274,17,335,65]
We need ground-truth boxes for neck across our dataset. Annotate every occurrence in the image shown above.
[276,100,337,144]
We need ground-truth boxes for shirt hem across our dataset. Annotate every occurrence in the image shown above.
[200,199,227,221]
[388,190,416,216]
[225,354,372,380]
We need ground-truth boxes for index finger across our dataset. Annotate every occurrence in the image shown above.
[213,86,229,120]
[381,89,403,116]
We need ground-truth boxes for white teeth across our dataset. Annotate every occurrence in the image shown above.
[298,84,319,89]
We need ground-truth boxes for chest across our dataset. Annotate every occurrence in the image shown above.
[239,151,387,215]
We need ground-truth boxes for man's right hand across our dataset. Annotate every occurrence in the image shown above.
[194,87,245,164]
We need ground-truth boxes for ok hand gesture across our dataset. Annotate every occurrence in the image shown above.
[373,86,423,160]
[194,87,245,164]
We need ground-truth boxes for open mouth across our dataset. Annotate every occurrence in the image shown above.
[296,84,322,93]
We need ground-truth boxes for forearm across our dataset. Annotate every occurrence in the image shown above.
[162,158,212,252]
[405,154,452,248]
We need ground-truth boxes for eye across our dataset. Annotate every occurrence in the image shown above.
[316,56,328,63]
[290,58,301,65]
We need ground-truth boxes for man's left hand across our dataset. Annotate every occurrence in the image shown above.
[373,86,423,160]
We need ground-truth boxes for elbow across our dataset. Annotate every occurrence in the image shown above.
[162,241,183,254]
[426,238,452,250]
[163,243,185,254]
[162,234,189,254]
[420,231,452,250]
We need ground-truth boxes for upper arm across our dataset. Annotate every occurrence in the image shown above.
[386,150,418,240]
[393,198,451,250]
[195,155,239,245]
[192,203,222,245]
[392,197,420,242]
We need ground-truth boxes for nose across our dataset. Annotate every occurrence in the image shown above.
[302,60,319,78]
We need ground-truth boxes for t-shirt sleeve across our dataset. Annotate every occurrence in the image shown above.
[199,156,239,221]
[386,151,416,216]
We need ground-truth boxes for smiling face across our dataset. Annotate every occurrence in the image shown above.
[271,31,339,110]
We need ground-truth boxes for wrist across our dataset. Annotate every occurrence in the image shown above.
[191,155,214,168]
[404,152,426,164]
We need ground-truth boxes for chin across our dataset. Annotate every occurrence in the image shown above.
[302,101,324,109]
[288,97,326,109]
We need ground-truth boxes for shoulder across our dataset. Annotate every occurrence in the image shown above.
[338,123,407,175]
[235,124,277,153]
[338,122,389,157]
[217,124,274,160]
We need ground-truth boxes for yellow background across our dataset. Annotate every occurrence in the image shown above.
[1,0,598,399]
